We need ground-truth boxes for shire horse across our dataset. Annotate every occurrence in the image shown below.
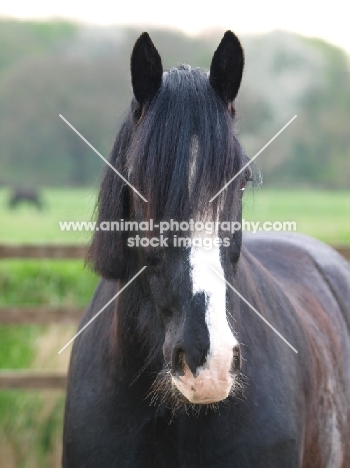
[63,32,350,467]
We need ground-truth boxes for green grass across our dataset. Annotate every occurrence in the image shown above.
[243,188,350,243]
[0,260,98,306]
[0,258,98,467]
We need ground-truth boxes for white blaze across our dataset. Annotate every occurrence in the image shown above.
[171,244,238,404]
[190,245,238,364]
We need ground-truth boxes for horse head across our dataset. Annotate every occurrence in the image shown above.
[89,31,251,405]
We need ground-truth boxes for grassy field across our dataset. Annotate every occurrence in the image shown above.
[1,187,349,243]
[243,188,350,243]
[0,188,97,244]
[0,186,349,466]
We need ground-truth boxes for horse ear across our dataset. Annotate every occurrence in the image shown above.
[209,31,244,104]
[131,32,163,105]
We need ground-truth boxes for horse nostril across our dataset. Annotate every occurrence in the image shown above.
[172,347,186,376]
[232,343,242,372]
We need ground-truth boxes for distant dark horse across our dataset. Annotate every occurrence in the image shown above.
[8,187,42,210]
[63,32,350,467]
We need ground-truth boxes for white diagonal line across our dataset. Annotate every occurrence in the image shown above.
[209,115,297,202]
[210,266,298,353]
[58,266,147,354]
[59,114,148,202]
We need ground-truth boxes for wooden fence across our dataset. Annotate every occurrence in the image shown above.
[1,243,350,390]
[0,244,88,390]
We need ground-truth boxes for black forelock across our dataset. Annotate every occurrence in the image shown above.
[123,66,245,222]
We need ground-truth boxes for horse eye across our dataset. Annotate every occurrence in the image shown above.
[240,167,253,191]
[245,166,253,182]
[146,250,164,266]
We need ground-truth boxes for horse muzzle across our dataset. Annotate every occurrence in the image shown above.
[170,343,241,404]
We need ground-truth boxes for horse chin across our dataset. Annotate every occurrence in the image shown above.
[171,364,234,405]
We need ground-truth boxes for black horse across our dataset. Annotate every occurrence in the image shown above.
[63,32,350,467]
[8,187,42,210]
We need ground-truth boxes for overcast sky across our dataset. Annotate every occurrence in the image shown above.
[1,0,349,52]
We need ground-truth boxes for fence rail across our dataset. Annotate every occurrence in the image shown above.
[0,371,67,389]
[1,243,350,260]
[0,243,88,259]
[0,306,85,324]
[1,242,349,390]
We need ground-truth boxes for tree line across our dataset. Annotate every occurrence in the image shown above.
[0,20,349,188]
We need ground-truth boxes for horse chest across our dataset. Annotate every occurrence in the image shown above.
[128,406,301,468]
